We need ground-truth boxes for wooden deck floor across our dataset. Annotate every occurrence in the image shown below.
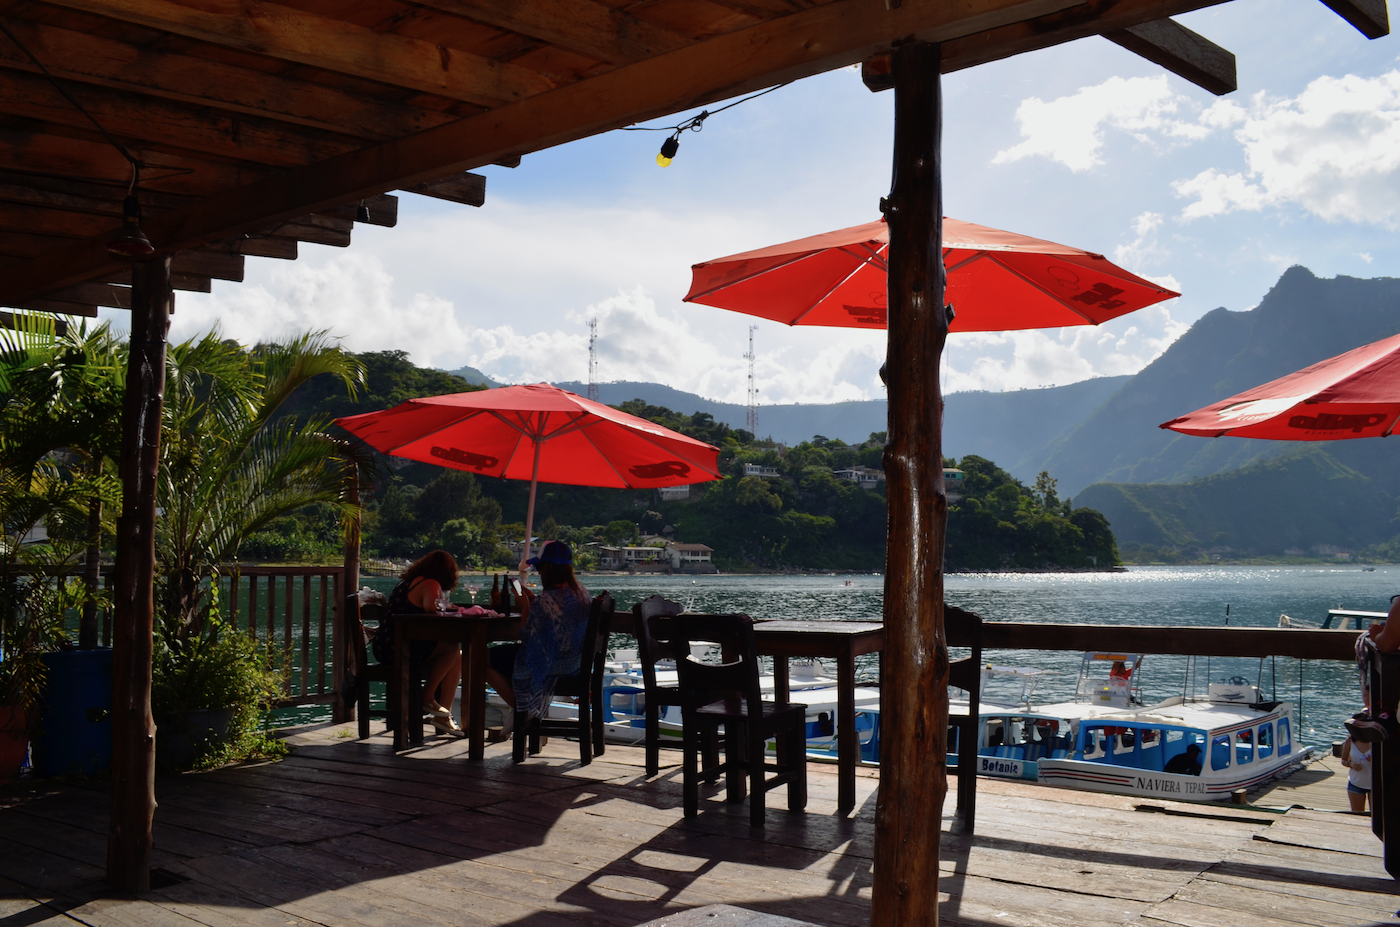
[2,723,1396,927]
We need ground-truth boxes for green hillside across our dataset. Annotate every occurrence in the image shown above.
[1028,267,1400,497]
[1077,447,1399,561]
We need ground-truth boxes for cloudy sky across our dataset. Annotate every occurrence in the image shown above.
[149,0,1400,406]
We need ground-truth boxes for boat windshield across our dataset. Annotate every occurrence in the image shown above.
[1076,652,1144,707]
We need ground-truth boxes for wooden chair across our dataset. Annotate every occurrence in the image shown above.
[513,591,615,766]
[945,603,984,835]
[673,612,808,828]
[345,594,423,740]
[633,594,685,776]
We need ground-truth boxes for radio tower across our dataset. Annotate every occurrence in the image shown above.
[587,317,599,402]
[745,325,758,435]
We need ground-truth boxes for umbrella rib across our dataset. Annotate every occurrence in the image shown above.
[574,425,631,487]
[790,243,888,326]
[944,252,988,274]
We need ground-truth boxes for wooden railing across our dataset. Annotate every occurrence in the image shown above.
[949,620,1361,661]
[225,565,347,709]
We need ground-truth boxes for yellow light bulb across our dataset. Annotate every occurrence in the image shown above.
[657,152,673,167]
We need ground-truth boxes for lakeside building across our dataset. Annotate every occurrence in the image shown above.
[743,463,781,478]
[833,467,885,490]
[945,468,965,503]
[595,540,717,574]
[658,484,691,501]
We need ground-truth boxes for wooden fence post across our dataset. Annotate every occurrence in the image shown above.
[872,42,949,927]
[106,255,171,893]
[334,460,360,723]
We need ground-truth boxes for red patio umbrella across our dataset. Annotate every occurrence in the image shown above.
[335,383,721,572]
[1160,332,1400,440]
[684,217,1178,331]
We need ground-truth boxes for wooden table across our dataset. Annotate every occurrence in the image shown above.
[753,619,884,814]
[393,611,517,758]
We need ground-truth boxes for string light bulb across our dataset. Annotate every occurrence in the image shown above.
[106,166,155,261]
[657,135,680,168]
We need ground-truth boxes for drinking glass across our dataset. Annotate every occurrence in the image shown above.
[437,590,452,613]
[466,583,480,605]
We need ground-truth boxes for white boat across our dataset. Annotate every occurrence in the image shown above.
[951,651,1310,802]
[481,648,883,762]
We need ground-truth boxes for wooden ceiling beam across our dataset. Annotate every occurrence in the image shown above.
[172,250,244,282]
[0,126,273,194]
[1,310,68,336]
[0,16,459,140]
[412,0,688,65]
[0,69,361,168]
[1317,0,1389,38]
[319,195,400,228]
[12,298,99,317]
[9,0,1247,301]
[46,281,132,310]
[1105,18,1236,95]
[43,0,557,107]
[402,172,486,206]
[98,269,212,292]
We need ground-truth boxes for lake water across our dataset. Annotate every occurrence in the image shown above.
[322,565,1392,749]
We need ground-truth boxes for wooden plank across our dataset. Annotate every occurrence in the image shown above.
[0,15,459,140]
[939,0,1235,74]
[0,309,67,335]
[45,282,131,309]
[1316,0,1390,38]
[961,622,1360,661]
[1105,18,1236,95]
[14,298,99,317]
[174,249,245,282]
[238,237,297,260]
[1,0,1106,300]
[319,194,399,228]
[0,68,360,168]
[402,173,487,207]
[44,0,556,107]
[411,0,689,65]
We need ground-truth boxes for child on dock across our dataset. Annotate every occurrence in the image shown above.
[1341,735,1372,814]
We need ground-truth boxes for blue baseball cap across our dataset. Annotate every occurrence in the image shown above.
[526,540,573,566]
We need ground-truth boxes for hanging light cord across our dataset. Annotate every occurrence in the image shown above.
[619,82,790,139]
[0,20,142,173]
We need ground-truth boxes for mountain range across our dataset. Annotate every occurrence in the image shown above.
[449,266,1400,557]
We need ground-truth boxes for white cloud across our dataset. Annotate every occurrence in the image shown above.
[1173,70,1400,226]
[1359,252,1374,263]
[1113,211,1168,270]
[171,255,474,368]
[944,301,1187,393]
[992,75,1207,172]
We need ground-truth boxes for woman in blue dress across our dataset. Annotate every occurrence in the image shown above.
[485,541,591,736]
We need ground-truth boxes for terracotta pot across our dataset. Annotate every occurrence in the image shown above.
[0,704,29,785]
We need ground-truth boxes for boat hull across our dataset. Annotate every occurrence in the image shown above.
[1037,751,1308,801]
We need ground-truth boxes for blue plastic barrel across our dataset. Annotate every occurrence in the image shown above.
[34,649,113,777]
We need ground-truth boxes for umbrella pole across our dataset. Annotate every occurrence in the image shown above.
[519,439,543,576]
[872,41,949,927]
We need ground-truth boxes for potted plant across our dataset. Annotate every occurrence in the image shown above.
[0,578,70,784]
[152,608,283,769]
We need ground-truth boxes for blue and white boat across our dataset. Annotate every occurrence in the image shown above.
[950,652,1310,801]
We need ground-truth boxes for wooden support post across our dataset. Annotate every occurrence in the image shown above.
[873,42,948,927]
[334,460,360,723]
[106,256,171,893]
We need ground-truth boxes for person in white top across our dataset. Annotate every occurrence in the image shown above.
[1341,735,1372,813]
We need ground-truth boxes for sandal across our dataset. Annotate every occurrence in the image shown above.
[432,715,465,738]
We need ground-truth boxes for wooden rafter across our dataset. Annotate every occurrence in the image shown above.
[1106,18,1237,95]
[41,0,557,106]
[412,0,689,65]
[1318,0,1390,37]
[0,16,461,140]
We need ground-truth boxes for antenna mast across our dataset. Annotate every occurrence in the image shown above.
[587,317,599,402]
[745,325,758,435]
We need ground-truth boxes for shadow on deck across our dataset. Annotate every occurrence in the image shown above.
[1,722,1395,927]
